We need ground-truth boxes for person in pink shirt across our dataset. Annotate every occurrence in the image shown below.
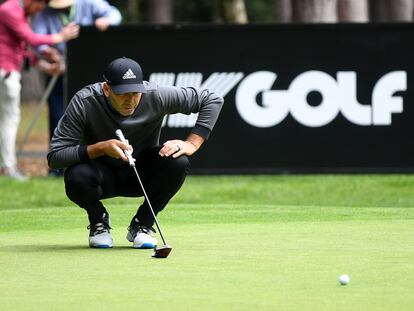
[0,0,79,180]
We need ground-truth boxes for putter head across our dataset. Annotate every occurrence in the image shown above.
[151,245,172,258]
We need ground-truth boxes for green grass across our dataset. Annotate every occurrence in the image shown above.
[1,175,414,311]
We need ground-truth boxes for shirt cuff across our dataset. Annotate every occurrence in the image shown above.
[191,124,211,140]
[78,145,89,162]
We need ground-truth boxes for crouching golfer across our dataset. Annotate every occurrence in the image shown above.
[47,57,223,248]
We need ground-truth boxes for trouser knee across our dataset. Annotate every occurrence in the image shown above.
[149,154,190,199]
[163,155,190,177]
[64,163,101,205]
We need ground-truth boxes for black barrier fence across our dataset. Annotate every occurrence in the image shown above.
[67,24,413,173]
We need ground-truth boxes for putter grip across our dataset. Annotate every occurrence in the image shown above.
[115,129,127,143]
[115,129,135,166]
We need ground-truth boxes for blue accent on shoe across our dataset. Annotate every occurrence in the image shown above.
[134,243,156,249]
[95,244,111,248]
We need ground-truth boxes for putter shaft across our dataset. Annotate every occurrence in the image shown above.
[115,129,169,246]
[130,165,168,246]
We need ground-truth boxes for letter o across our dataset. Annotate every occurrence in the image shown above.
[288,71,339,127]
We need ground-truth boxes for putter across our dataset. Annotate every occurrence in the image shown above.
[115,129,172,259]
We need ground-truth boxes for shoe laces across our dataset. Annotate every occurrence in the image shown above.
[137,226,156,235]
[88,223,109,235]
[88,218,111,236]
[128,218,156,236]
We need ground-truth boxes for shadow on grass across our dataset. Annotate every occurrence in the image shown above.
[0,244,146,252]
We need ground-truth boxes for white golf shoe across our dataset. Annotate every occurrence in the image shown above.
[88,216,113,248]
[127,219,157,249]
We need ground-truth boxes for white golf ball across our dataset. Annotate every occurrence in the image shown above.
[339,274,350,285]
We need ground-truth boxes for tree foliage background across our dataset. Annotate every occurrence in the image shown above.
[110,0,275,23]
[110,0,414,23]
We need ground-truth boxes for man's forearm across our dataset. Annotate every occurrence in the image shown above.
[87,142,105,159]
[185,133,205,152]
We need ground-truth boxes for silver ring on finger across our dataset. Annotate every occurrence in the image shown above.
[176,145,181,152]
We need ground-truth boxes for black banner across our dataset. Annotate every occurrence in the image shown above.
[67,24,413,173]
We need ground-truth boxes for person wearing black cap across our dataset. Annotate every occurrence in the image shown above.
[47,57,224,248]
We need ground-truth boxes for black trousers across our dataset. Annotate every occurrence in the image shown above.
[64,146,190,227]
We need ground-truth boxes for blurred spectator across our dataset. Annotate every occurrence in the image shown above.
[0,0,79,181]
[31,0,122,176]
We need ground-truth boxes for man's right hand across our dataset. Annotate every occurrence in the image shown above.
[42,46,62,63]
[36,59,65,75]
[87,139,133,162]
[53,22,80,43]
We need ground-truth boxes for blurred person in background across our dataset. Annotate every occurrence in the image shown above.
[31,0,122,176]
[0,0,79,181]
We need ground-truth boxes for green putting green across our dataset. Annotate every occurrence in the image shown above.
[1,175,413,310]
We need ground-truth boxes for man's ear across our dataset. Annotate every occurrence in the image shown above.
[102,82,110,97]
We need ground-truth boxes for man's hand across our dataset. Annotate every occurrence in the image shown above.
[42,47,62,63]
[95,17,111,32]
[87,139,133,162]
[53,22,80,43]
[159,140,196,158]
[159,134,205,158]
[36,59,65,75]
[38,47,65,75]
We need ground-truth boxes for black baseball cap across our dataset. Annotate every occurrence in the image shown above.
[103,57,147,94]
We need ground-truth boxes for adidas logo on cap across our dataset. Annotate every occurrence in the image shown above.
[123,69,136,80]
[103,57,148,94]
